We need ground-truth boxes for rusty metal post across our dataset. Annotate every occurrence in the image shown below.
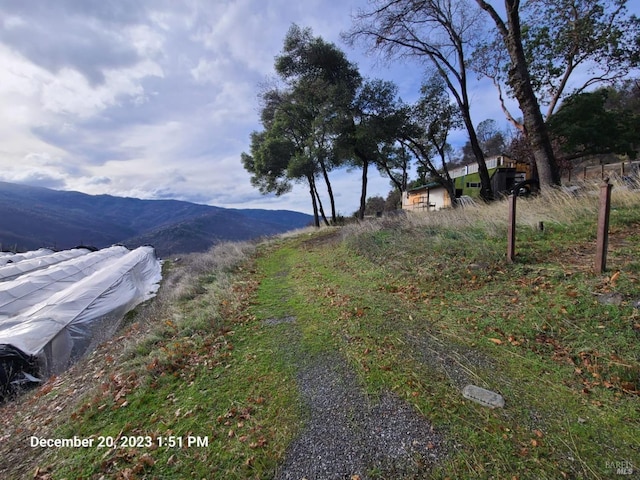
[595,178,613,273]
[507,193,516,263]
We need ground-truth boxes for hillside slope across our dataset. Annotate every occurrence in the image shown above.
[1,183,638,479]
[0,181,312,256]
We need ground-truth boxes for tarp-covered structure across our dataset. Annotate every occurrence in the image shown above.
[0,245,162,399]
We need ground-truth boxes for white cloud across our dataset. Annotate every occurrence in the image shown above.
[39,60,164,118]
[190,57,233,85]
[0,0,513,216]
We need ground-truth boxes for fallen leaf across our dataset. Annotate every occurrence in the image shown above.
[488,338,503,345]
[249,436,267,449]
[610,271,620,284]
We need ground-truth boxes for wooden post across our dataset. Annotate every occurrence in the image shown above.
[595,178,613,274]
[507,193,516,263]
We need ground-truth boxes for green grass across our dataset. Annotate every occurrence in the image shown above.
[5,186,640,479]
[58,275,305,479]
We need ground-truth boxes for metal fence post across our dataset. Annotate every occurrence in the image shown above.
[595,178,613,274]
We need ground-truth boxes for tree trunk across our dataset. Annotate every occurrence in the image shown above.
[311,176,330,226]
[503,0,561,187]
[436,46,494,201]
[308,175,320,227]
[318,158,337,224]
[460,102,494,201]
[438,148,458,208]
[380,161,404,192]
[354,149,369,220]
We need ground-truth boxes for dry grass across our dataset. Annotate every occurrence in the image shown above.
[0,239,259,479]
[159,241,256,302]
[341,177,640,241]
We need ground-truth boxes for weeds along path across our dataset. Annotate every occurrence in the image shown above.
[255,216,640,479]
[254,232,447,479]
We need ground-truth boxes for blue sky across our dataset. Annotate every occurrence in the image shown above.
[0,1,635,215]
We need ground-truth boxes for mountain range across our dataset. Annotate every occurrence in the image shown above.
[0,181,313,257]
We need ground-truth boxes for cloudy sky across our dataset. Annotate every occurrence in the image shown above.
[0,1,631,215]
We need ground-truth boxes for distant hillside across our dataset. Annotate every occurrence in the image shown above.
[0,181,312,256]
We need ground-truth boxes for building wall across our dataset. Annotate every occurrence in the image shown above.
[403,155,533,209]
[402,186,451,211]
[428,187,450,210]
[402,189,429,211]
[453,156,532,198]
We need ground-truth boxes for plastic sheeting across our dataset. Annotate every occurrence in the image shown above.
[0,248,91,281]
[0,245,130,320]
[0,246,162,398]
[0,248,54,267]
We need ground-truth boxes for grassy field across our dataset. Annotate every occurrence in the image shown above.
[1,180,639,479]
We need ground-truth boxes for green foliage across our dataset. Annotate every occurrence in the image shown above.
[357,195,386,217]
[522,0,640,110]
[348,78,410,218]
[241,132,293,196]
[476,0,640,119]
[547,88,639,160]
[242,24,363,224]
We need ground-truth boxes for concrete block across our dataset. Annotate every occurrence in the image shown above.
[462,384,505,408]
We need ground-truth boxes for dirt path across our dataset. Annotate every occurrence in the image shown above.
[264,312,447,479]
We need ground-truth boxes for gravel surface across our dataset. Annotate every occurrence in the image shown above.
[273,347,446,479]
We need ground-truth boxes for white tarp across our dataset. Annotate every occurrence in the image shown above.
[0,245,130,321]
[0,248,54,267]
[0,248,91,281]
[0,246,162,396]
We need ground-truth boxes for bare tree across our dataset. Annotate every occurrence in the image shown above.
[474,0,561,187]
[473,0,640,124]
[344,0,495,200]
